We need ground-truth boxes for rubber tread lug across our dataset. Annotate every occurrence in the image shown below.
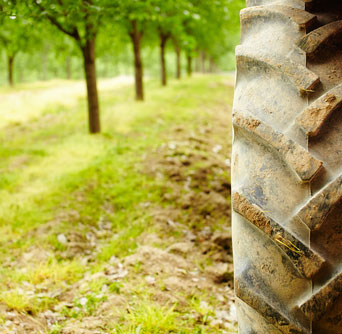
[236,266,310,334]
[300,272,342,321]
[233,192,325,279]
[233,111,323,182]
[296,84,342,137]
[241,5,317,30]
[297,174,342,231]
[236,46,320,95]
[298,20,342,56]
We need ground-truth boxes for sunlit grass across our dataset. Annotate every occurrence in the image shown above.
[26,260,85,285]
[0,137,106,227]
[0,258,85,314]
[0,77,133,128]
[0,290,34,313]
[1,258,84,285]
[113,300,183,334]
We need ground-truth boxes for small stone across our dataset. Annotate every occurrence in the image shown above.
[216,294,225,302]
[167,242,193,255]
[57,234,67,245]
[225,159,231,167]
[145,276,156,285]
[216,309,231,321]
[186,231,196,241]
[212,145,222,153]
[210,319,223,327]
[206,263,234,283]
[5,312,16,320]
[116,269,128,279]
[199,226,212,239]
[200,301,209,309]
[86,232,94,241]
[167,219,176,227]
[5,320,12,326]
[109,256,120,265]
[79,297,88,306]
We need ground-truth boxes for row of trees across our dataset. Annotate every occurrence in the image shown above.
[0,0,244,133]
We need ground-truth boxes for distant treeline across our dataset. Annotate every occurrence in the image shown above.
[0,0,244,133]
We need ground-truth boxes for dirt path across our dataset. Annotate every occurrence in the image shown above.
[59,96,235,334]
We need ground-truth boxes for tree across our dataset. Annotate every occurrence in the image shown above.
[164,0,242,78]
[0,4,34,86]
[112,0,156,101]
[152,0,187,86]
[173,38,181,79]
[187,0,244,72]
[52,35,79,80]
[154,0,204,79]
[96,21,131,79]
[159,27,170,86]
[116,0,188,89]
[170,22,190,80]
[27,0,106,133]
[181,33,196,77]
[130,19,145,100]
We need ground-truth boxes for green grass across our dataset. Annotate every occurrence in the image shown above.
[115,301,183,334]
[0,75,234,333]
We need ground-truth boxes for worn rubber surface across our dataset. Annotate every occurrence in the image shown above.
[232,1,342,333]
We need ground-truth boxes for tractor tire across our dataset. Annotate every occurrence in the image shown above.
[232,1,342,333]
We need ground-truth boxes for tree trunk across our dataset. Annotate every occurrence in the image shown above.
[66,55,72,79]
[195,55,201,72]
[187,55,192,77]
[160,33,169,86]
[130,20,144,101]
[81,37,101,134]
[175,46,181,79]
[209,58,215,73]
[201,51,206,73]
[8,55,14,87]
[41,44,49,80]
[18,67,24,83]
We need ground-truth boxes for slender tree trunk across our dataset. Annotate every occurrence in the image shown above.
[81,37,101,134]
[160,33,169,86]
[41,44,49,80]
[209,58,215,73]
[195,54,201,72]
[130,20,144,101]
[201,51,206,73]
[187,55,192,77]
[175,46,181,79]
[8,55,14,87]
[66,55,72,79]
[19,67,24,83]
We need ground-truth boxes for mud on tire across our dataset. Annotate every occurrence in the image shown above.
[232,1,342,333]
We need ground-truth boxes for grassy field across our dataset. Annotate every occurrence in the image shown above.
[0,75,234,334]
